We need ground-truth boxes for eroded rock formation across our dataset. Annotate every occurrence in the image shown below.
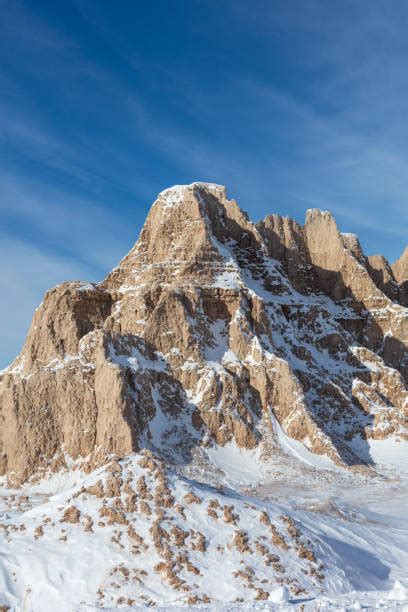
[1,183,407,482]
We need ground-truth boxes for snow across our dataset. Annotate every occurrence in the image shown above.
[75,281,96,291]
[349,436,408,478]
[158,183,225,209]
[44,353,95,371]
[107,340,168,373]
[306,208,332,221]
[222,349,241,367]
[267,585,290,603]
[205,440,266,486]
[149,386,172,448]
[25,468,89,497]
[204,318,231,371]
[341,232,358,239]
[388,580,408,601]
[0,358,24,377]
[271,412,339,471]
[211,269,242,289]
[0,446,407,610]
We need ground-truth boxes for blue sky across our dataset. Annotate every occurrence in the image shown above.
[1,0,408,366]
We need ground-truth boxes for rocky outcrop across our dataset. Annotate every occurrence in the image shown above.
[366,255,399,302]
[393,247,408,306]
[1,183,407,483]
[256,214,314,293]
[393,246,408,284]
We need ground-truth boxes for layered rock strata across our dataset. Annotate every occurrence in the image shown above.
[1,183,407,482]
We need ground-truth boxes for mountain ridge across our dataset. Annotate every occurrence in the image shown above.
[0,182,407,484]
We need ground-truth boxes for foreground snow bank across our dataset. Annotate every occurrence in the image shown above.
[0,447,407,610]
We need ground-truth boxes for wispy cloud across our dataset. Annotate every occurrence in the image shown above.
[122,73,408,239]
[0,171,137,270]
[1,0,408,366]
[0,0,75,50]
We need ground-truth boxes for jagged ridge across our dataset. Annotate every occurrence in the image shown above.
[0,182,407,483]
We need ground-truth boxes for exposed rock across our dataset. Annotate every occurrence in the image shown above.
[61,506,81,524]
[183,492,201,505]
[392,246,408,306]
[0,182,407,482]
[367,255,399,302]
[392,246,408,284]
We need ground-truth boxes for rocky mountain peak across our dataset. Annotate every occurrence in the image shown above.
[0,184,407,484]
[393,245,408,283]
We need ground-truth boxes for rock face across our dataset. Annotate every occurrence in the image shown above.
[392,246,408,306]
[1,183,407,483]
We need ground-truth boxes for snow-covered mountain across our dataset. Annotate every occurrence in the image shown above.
[0,183,407,609]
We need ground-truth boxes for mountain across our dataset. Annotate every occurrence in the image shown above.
[1,182,407,484]
[0,183,407,609]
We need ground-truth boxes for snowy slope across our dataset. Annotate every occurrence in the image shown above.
[0,441,407,611]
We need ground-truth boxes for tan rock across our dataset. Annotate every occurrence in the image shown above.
[0,183,407,482]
